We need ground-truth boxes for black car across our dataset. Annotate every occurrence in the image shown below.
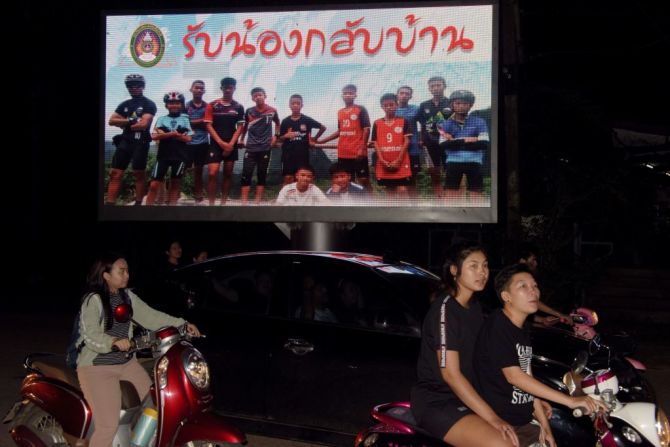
[165,251,441,444]
[164,251,654,446]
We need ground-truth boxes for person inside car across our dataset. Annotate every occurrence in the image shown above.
[411,242,520,447]
[295,280,338,323]
[333,279,368,326]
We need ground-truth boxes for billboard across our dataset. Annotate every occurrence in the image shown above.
[101,2,497,222]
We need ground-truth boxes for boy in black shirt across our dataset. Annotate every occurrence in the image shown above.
[279,94,326,185]
[106,74,157,205]
[475,264,606,447]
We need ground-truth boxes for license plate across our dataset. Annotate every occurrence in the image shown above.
[2,401,23,423]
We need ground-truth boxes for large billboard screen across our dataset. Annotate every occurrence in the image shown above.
[101,2,497,222]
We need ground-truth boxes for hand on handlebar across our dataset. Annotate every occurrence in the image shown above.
[112,338,131,352]
[569,396,608,416]
[559,314,573,325]
[185,323,202,338]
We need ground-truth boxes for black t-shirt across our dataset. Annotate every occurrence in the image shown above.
[205,99,245,143]
[412,294,484,409]
[475,309,535,426]
[280,114,322,159]
[418,97,451,144]
[115,96,158,142]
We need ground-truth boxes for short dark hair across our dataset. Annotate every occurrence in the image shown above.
[329,161,350,176]
[397,85,413,94]
[494,263,534,303]
[289,94,303,102]
[428,76,446,86]
[251,87,266,96]
[220,77,236,87]
[380,93,397,105]
[191,79,205,87]
[295,164,315,175]
[342,84,357,93]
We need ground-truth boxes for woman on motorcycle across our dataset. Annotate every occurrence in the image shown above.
[74,252,200,447]
[411,243,520,447]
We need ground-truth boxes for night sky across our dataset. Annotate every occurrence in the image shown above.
[15,0,669,307]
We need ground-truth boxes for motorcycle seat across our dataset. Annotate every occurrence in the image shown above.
[377,405,435,438]
[28,354,142,409]
[30,354,81,389]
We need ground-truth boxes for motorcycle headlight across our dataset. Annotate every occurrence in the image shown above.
[590,310,599,325]
[621,426,642,444]
[361,433,378,447]
[157,356,169,389]
[657,407,670,447]
[182,349,210,391]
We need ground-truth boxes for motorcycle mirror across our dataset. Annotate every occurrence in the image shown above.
[572,351,589,374]
[572,315,586,324]
[114,303,133,323]
[588,334,602,355]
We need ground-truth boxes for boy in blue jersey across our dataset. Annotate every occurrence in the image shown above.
[146,92,193,205]
[240,87,280,205]
[438,90,489,204]
[186,80,209,204]
[396,86,421,196]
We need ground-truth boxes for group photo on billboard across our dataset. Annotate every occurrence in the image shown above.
[101,2,497,222]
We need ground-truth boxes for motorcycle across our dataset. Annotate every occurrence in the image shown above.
[566,338,669,447]
[3,302,246,447]
[354,334,664,447]
[541,307,643,372]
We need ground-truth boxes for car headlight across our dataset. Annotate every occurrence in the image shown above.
[182,349,210,391]
[157,357,169,389]
[657,407,670,447]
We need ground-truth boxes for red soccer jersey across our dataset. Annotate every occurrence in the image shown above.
[373,117,411,180]
[337,105,370,159]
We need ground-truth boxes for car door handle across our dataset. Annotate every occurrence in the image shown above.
[283,338,314,356]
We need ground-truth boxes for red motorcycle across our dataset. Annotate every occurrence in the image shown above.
[3,303,246,447]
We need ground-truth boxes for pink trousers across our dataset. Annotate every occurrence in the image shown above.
[77,359,151,447]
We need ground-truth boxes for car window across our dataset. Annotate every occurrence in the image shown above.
[288,256,421,336]
[186,256,285,316]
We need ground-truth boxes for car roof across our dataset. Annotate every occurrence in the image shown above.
[175,250,439,280]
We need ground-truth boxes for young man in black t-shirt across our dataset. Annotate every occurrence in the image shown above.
[279,94,326,185]
[106,74,157,205]
[475,264,606,447]
[204,77,245,205]
[418,76,451,198]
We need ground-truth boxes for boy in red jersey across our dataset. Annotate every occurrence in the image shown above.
[371,93,412,199]
[317,84,371,190]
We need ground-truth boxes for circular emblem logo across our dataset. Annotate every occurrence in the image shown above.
[300,124,307,131]
[130,24,165,68]
[394,127,403,134]
[350,114,358,121]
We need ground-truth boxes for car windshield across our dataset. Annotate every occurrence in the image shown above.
[375,265,441,318]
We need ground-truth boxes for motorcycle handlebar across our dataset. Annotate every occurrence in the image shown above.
[572,407,587,418]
